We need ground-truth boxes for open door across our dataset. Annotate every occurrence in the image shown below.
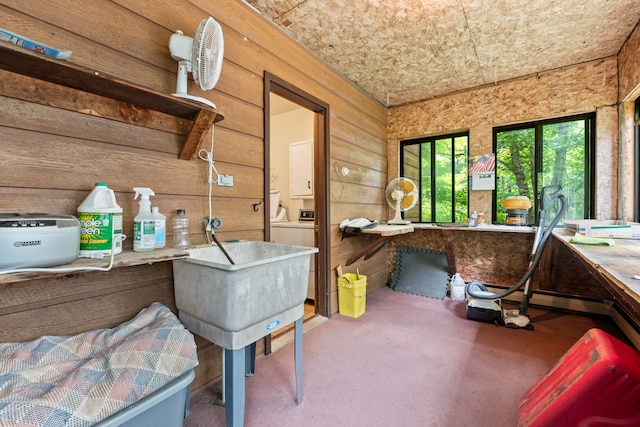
[264,71,330,318]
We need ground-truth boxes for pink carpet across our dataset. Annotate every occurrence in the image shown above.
[184,286,627,426]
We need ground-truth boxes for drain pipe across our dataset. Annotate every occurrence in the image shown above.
[203,216,235,265]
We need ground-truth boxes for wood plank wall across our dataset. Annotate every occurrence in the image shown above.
[0,0,388,393]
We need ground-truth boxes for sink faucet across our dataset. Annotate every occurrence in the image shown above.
[203,216,222,233]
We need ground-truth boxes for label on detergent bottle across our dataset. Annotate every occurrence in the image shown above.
[79,212,119,251]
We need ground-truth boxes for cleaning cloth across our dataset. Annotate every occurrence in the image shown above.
[570,232,614,246]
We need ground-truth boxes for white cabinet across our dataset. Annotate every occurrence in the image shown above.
[290,140,314,198]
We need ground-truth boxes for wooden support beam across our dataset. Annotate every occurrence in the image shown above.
[346,236,390,266]
[442,229,457,275]
[179,108,218,160]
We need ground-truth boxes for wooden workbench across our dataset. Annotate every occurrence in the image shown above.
[553,230,640,321]
[347,223,535,272]
[345,224,414,265]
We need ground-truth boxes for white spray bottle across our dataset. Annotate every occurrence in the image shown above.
[133,187,156,252]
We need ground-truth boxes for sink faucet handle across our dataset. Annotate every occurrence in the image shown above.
[202,216,222,231]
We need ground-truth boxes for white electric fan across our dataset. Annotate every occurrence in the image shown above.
[385,177,418,225]
[168,17,224,109]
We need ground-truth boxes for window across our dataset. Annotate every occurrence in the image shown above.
[494,113,595,224]
[400,133,469,223]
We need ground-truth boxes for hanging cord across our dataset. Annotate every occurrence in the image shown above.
[199,125,220,245]
[0,234,126,275]
[197,125,235,265]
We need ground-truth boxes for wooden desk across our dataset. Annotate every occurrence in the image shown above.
[553,230,640,321]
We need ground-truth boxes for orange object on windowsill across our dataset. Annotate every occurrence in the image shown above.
[502,196,532,210]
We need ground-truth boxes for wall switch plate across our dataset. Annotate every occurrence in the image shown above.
[218,175,234,186]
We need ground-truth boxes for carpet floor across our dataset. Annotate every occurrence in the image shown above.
[184,286,627,427]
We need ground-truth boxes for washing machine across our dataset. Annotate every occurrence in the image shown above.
[271,221,315,301]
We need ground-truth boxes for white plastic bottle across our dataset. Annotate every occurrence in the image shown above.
[78,182,123,258]
[450,273,466,301]
[152,206,166,249]
[133,187,156,252]
[173,209,190,249]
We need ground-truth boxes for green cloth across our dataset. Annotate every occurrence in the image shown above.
[570,232,614,246]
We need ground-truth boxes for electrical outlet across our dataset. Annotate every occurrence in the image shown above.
[218,174,234,186]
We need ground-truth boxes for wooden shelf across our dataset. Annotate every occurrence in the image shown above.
[0,248,189,285]
[0,41,224,160]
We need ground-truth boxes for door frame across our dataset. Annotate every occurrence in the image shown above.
[264,71,331,317]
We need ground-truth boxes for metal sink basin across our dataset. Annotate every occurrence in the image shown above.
[172,241,318,350]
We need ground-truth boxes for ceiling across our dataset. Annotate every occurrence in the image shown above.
[245,0,640,107]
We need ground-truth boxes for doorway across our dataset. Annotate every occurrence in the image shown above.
[263,72,330,319]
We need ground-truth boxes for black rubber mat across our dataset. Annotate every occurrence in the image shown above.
[390,246,449,299]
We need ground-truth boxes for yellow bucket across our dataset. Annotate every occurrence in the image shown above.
[337,273,367,318]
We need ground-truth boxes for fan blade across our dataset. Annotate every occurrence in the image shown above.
[402,180,414,192]
[401,194,415,209]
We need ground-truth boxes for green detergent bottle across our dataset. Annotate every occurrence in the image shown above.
[78,183,123,258]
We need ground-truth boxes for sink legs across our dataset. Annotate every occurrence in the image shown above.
[245,342,256,376]
[223,316,304,427]
[224,347,245,427]
[294,316,303,405]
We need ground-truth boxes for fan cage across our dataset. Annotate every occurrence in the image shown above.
[386,178,418,211]
[192,17,224,91]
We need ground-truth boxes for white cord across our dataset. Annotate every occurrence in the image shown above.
[0,234,126,275]
[198,125,217,242]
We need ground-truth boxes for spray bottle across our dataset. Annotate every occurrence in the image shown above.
[133,187,156,252]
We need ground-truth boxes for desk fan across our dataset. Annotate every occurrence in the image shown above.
[385,177,418,224]
[168,17,223,109]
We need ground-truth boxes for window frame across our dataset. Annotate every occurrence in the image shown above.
[399,131,469,223]
[492,112,596,224]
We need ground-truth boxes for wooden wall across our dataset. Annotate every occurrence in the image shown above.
[0,0,388,393]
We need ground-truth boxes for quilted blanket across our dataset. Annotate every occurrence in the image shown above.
[0,303,198,427]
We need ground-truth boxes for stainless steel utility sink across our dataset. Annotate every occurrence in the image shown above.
[172,241,318,350]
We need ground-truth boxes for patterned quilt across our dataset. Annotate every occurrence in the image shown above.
[0,303,198,427]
